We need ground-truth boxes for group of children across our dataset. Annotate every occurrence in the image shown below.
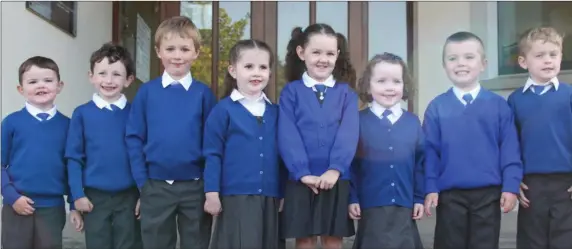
[1,14,571,249]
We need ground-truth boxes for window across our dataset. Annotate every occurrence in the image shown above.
[497,2,572,75]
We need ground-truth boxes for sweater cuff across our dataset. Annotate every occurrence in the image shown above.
[425,179,439,195]
[328,164,345,175]
[502,178,521,195]
[295,169,312,181]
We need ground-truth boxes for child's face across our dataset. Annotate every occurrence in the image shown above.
[18,66,63,110]
[518,40,562,83]
[89,57,133,102]
[296,33,339,82]
[229,48,270,97]
[155,32,199,80]
[369,61,404,108]
[443,39,486,89]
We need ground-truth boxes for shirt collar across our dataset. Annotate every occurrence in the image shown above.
[92,93,127,110]
[452,83,481,100]
[302,72,336,88]
[369,101,403,119]
[161,71,193,91]
[229,89,271,104]
[25,102,57,118]
[522,77,560,93]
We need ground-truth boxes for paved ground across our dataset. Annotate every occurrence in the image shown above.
[61,210,519,249]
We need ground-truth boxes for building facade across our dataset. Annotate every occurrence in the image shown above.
[2,1,572,119]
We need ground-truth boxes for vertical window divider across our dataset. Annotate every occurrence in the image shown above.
[211,1,220,97]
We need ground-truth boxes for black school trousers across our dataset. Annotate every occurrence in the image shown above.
[517,173,572,249]
[434,186,502,249]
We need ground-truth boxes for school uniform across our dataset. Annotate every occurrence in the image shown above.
[423,85,523,249]
[350,102,424,249]
[125,72,217,249]
[203,89,286,249]
[278,72,359,238]
[66,94,141,249]
[1,103,73,249]
[508,77,572,249]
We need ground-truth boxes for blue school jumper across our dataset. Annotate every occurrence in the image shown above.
[277,79,359,181]
[423,87,523,194]
[66,95,135,200]
[507,82,572,175]
[350,106,424,209]
[1,107,73,208]
[125,76,217,188]
[203,93,284,198]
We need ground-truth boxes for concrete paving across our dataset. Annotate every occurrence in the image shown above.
[60,210,519,249]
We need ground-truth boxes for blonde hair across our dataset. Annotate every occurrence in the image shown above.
[518,27,564,55]
[155,16,202,51]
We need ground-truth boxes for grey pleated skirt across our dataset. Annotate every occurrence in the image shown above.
[281,180,355,239]
[210,195,284,249]
[352,206,423,249]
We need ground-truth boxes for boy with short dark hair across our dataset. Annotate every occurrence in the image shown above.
[508,26,572,249]
[1,56,83,249]
[66,43,142,249]
[423,31,523,249]
[126,16,217,249]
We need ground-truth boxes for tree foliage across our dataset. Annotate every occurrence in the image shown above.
[191,8,249,98]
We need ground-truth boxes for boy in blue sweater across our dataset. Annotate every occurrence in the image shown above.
[1,56,83,249]
[423,32,523,249]
[508,27,572,249]
[126,16,217,249]
[66,43,142,249]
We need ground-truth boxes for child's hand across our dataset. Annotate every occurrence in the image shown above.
[69,210,84,232]
[74,197,93,213]
[204,192,222,216]
[279,198,284,212]
[348,203,361,220]
[412,203,424,220]
[519,182,530,208]
[135,198,141,220]
[567,185,572,200]
[424,193,439,217]
[13,196,35,215]
[318,170,340,190]
[501,192,517,213]
[300,175,320,194]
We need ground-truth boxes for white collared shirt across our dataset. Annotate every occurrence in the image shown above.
[25,102,57,121]
[230,89,271,117]
[522,77,559,95]
[452,84,481,105]
[369,101,403,125]
[161,71,193,91]
[92,93,127,110]
[302,72,336,92]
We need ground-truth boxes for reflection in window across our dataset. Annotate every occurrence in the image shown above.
[498,2,572,75]
[181,1,213,87]
[368,2,407,60]
[218,1,251,98]
[316,1,348,37]
[277,2,309,97]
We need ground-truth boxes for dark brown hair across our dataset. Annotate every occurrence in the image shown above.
[442,31,486,62]
[18,56,61,84]
[357,52,414,103]
[222,39,275,98]
[285,23,356,86]
[90,42,135,77]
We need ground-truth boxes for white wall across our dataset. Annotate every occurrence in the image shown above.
[1,1,113,118]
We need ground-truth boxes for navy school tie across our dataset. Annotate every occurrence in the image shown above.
[462,93,473,105]
[110,104,120,111]
[36,113,49,121]
[532,85,545,95]
[381,109,392,126]
[315,84,327,101]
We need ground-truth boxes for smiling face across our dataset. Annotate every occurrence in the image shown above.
[18,66,63,110]
[369,61,404,108]
[229,48,271,98]
[518,40,562,83]
[89,57,133,102]
[443,39,487,90]
[155,32,199,80]
[296,33,339,82]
